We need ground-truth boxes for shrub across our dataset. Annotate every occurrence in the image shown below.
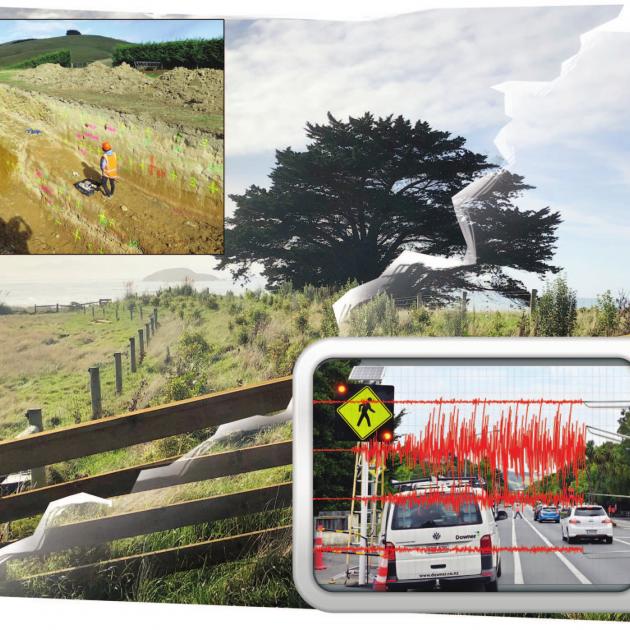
[200,293,219,310]
[595,290,619,336]
[112,38,224,70]
[178,332,211,365]
[12,49,71,68]
[412,307,432,332]
[535,276,577,336]
[163,372,205,401]
[295,312,309,334]
[441,307,469,336]
[187,307,204,325]
[618,292,630,335]
[319,300,339,337]
[347,292,400,336]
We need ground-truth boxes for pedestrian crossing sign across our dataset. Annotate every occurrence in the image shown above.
[336,385,393,440]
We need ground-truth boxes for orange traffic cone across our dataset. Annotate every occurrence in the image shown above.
[314,525,327,571]
[373,543,394,591]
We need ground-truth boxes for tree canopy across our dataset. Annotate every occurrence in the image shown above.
[220,112,561,299]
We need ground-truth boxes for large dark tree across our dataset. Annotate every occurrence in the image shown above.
[220,113,561,298]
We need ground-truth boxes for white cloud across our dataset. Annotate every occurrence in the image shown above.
[496,33,630,160]
[1,20,84,40]
[226,7,617,156]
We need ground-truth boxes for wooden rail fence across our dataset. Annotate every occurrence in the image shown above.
[0,376,293,592]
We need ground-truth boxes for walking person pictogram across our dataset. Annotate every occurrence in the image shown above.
[357,398,376,428]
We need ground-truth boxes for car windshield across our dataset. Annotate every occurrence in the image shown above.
[575,507,606,517]
[542,506,558,512]
[391,498,482,530]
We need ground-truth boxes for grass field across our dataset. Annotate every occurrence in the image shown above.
[0,35,128,68]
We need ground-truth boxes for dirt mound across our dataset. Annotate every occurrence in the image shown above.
[154,68,224,112]
[17,64,223,115]
[23,63,68,83]
[20,62,153,94]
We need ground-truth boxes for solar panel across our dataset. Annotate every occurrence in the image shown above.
[348,365,384,382]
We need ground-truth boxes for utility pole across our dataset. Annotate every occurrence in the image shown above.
[358,452,369,586]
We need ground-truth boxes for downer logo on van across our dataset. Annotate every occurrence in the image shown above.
[455,533,478,540]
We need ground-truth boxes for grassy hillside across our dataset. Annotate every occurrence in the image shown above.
[0,34,129,68]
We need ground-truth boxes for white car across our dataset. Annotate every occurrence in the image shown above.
[560,505,613,544]
[380,476,508,591]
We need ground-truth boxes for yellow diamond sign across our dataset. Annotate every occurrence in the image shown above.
[337,385,393,440]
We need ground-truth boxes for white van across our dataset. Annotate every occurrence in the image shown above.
[379,476,508,591]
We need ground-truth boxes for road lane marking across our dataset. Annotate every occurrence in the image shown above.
[615,537,630,547]
[522,518,591,585]
[512,515,524,585]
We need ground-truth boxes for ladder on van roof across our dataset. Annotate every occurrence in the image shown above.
[391,475,487,492]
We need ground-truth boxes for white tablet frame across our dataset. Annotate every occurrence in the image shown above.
[292,337,630,612]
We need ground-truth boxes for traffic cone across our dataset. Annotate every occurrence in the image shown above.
[373,544,394,591]
[314,525,327,571]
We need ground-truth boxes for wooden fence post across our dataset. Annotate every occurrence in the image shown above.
[461,290,468,313]
[145,322,150,346]
[34,305,37,314]
[140,305,144,319]
[150,315,155,336]
[88,367,102,419]
[91,305,95,318]
[529,289,538,316]
[115,304,119,321]
[25,409,46,488]
[129,337,137,373]
[153,307,158,328]
[138,329,144,362]
[114,352,123,395]
[56,303,59,313]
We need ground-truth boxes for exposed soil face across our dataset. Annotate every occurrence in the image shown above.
[0,64,224,254]
[17,63,224,115]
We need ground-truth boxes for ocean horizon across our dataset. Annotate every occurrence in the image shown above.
[0,278,265,307]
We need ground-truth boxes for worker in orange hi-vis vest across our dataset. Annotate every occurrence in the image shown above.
[100,141,118,198]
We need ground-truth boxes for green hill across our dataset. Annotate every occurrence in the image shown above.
[0,34,130,68]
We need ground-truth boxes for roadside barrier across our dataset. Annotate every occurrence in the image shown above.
[0,377,293,593]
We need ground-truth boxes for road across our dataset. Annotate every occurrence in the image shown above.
[316,507,630,591]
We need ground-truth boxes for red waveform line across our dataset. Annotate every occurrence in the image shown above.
[319,545,584,555]
[314,398,585,405]
[353,402,586,486]
[314,488,583,509]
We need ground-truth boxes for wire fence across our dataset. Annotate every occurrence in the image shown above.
[393,289,537,312]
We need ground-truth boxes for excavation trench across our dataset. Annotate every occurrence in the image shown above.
[0,84,223,254]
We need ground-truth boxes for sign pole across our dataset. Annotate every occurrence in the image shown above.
[358,451,369,586]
